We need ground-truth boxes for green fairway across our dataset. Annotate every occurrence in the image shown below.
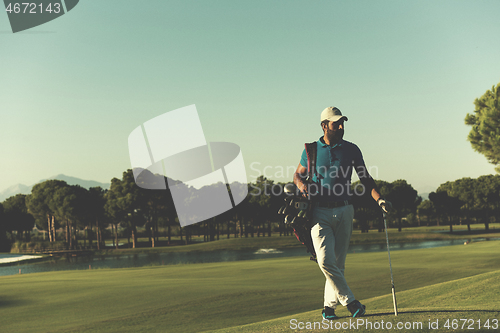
[209,270,500,332]
[0,241,499,332]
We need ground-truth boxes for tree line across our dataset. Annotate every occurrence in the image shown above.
[0,170,295,252]
[419,175,500,232]
[1,169,499,252]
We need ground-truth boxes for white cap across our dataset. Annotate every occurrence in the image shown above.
[320,107,348,123]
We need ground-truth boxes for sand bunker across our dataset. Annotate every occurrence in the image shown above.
[0,255,43,264]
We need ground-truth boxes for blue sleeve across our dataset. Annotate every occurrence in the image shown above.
[299,148,307,167]
[353,144,377,191]
[352,144,365,168]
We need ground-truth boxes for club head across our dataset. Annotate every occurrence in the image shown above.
[284,183,298,196]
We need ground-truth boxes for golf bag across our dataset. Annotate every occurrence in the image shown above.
[278,142,317,262]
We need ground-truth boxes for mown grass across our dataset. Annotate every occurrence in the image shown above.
[208,270,500,332]
[0,240,498,332]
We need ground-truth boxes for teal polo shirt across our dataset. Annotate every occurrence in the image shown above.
[299,137,369,202]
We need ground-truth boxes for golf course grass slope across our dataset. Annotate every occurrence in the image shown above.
[208,269,500,333]
[0,241,498,332]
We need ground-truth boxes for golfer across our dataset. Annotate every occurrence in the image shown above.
[293,106,391,319]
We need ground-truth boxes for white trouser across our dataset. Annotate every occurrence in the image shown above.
[311,205,355,309]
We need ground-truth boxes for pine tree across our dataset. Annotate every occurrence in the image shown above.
[465,81,500,172]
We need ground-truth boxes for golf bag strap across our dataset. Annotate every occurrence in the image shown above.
[305,142,317,181]
[293,227,317,262]
[302,142,318,262]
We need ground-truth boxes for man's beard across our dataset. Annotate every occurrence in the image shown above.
[326,128,344,143]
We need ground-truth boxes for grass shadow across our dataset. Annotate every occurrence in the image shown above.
[0,296,29,308]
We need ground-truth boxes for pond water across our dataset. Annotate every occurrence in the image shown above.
[1,237,498,277]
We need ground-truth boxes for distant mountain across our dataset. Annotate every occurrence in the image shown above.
[0,174,110,202]
[39,174,111,190]
[0,184,32,202]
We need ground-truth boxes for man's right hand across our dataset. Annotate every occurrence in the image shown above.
[298,182,308,198]
[293,163,309,198]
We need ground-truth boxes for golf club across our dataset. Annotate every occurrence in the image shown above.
[383,211,398,316]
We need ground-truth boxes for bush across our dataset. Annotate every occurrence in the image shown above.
[10,240,67,253]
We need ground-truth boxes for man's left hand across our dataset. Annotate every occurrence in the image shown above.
[378,199,392,213]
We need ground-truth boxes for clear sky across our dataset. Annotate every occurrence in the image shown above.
[1,0,500,195]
